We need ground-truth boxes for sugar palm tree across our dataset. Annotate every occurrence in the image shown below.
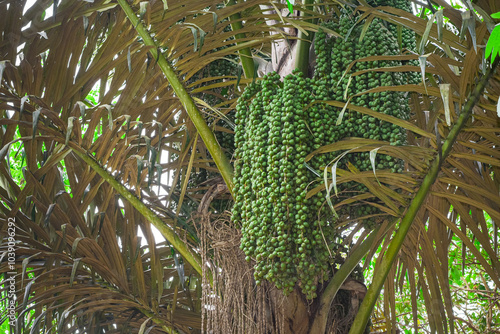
[0,0,499,333]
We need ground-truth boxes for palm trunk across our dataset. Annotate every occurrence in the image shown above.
[277,281,367,334]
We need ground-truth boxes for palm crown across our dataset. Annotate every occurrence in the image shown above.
[1,0,499,333]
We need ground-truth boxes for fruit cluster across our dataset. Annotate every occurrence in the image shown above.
[232,2,415,298]
[232,72,333,299]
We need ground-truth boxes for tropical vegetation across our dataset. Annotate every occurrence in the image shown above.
[0,0,499,333]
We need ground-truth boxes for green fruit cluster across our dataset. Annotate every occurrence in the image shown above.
[313,7,417,226]
[232,72,333,299]
[373,0,420,84]
[232,3,415,298]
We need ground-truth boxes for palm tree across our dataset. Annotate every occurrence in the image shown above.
[0,0,499,333]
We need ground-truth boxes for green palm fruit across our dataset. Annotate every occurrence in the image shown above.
[232,0,416,299]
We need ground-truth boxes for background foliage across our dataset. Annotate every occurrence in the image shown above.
[0,0,499,333]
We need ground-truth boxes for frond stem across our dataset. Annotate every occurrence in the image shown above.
[138,307,182,333]
[227,0,256,79]
[70,147,204,278]
[117,0,235,196]
[295,0,315,75]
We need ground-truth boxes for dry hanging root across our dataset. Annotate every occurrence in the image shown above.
[232,1,417,300]
[198,184,286,334]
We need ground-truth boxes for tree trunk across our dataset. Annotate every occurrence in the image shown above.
[281,290,311,334]
[276,279,367,334]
